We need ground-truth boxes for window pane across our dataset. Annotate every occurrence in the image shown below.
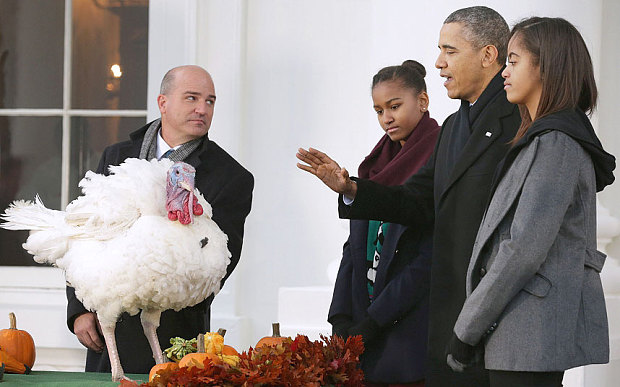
[71,0,149,110]
[0,116,63,266]
[69,116,146,201]
[0,0,64,108]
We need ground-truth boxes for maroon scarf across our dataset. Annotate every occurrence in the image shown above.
[358,111,440,185]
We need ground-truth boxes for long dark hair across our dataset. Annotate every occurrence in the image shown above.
[509,17,597,144]
[372,60,427,94]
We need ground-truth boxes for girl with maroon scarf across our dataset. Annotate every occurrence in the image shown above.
[328,60,440,386]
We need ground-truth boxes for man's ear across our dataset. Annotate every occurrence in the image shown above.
[157,94,166,114]
[481,45,499,68]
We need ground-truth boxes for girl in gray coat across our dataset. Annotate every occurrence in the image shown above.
[446,17,616,387]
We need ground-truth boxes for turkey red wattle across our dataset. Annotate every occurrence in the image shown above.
[166,162,204,225]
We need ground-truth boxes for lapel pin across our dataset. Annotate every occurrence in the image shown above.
[485,131,492,137]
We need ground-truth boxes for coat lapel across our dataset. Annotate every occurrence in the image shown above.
[186,136,209,169]
[349,220,406,297]
[373,223,407,292]
[469,137,540,270]
[438,95,514,205]
[122,123,150,160]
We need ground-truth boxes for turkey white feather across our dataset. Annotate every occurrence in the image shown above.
[1,158,231,381]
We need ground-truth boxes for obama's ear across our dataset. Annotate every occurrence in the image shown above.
[481,44,499,68]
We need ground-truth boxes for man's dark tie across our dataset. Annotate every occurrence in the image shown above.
[160,149,174,160]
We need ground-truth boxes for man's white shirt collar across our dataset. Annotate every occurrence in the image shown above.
[156,129,180,159]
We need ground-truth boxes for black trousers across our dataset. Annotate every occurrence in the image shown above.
[489,370,564,387]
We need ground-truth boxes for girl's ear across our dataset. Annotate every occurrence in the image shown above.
[418,91,429,112]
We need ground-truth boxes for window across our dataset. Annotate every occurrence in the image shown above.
[0,0,149,265]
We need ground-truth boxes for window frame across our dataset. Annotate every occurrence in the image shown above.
[0,0,149,209]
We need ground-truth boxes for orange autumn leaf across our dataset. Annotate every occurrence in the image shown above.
[137,333,365,386]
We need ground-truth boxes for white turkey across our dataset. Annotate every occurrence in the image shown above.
[1,158,230,381]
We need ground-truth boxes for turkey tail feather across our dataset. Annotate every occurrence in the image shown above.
[1,195,69,264]
[0,196,63,231]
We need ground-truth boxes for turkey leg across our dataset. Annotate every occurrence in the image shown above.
[97,319,127,382]
[140,309,166,364]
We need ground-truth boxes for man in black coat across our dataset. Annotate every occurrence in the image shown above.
[66,65,254,374]
[297,7,519,387]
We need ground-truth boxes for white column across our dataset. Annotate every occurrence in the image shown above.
[194,0,250,351]
[147,0,198,121]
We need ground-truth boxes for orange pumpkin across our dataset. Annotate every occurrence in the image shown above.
[0,313,35,369]
[255,322,291,348]
[214,328,238,355]
[148,362,178,382]
[222,345,239,356]
[178,352,221,369]
[0,349,30,374]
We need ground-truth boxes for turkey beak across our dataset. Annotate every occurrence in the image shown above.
[179,181,192,191]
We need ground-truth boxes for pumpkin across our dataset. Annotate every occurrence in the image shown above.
[0,313,35,369]
[222,345,239,357]
[213,328,238,356]
[255,322,291,348]
[211,328,240,365]
[179,333,222,369]
[0,349,30,374]
[178,352,221,369]
[148,362,178,382]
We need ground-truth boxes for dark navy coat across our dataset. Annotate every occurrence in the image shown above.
[329,219,432,383]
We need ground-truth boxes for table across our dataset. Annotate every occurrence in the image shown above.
[0,371,149,386]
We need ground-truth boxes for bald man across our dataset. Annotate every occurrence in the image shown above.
[66,65,254,374]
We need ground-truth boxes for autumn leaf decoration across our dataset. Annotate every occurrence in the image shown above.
[135,334,364,386]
